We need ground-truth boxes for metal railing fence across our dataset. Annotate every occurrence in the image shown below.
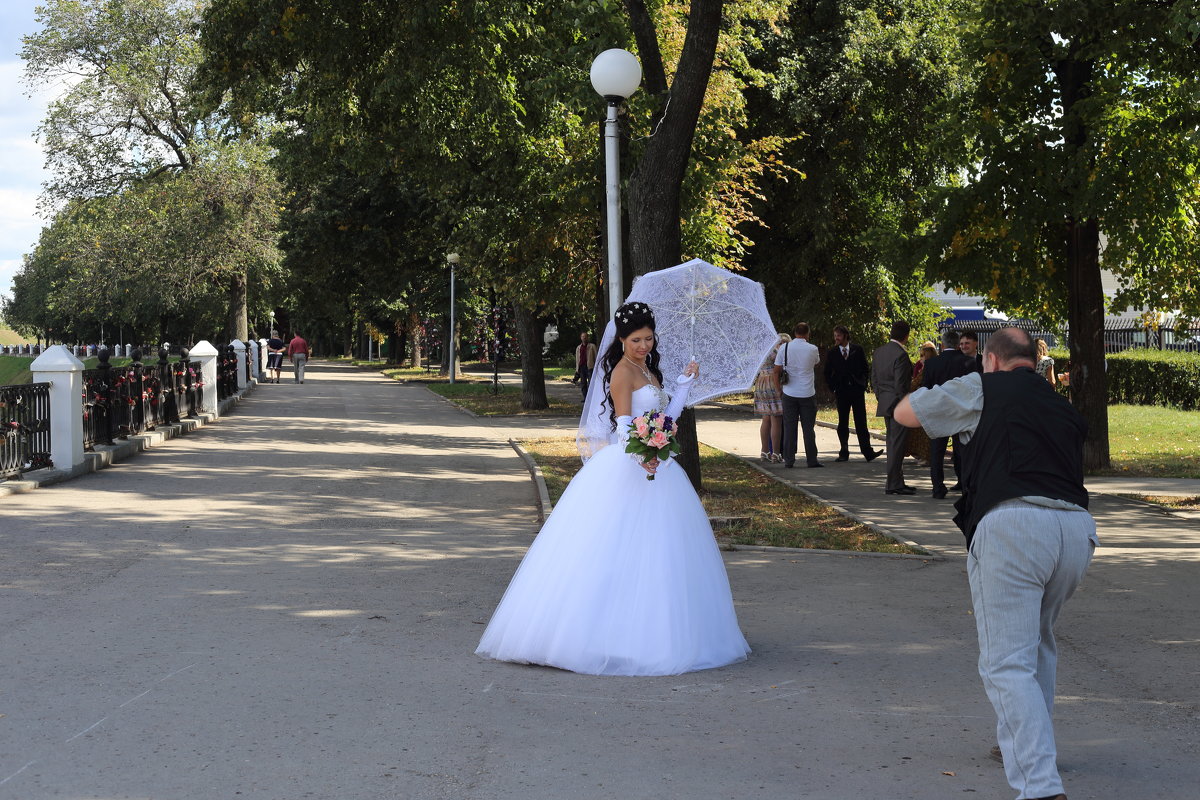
[0,383,52,478]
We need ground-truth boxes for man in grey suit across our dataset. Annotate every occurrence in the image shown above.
[871,321,915,495]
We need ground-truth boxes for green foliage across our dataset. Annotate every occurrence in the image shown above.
[742,0,973,344]
[6,141,282,343]
[22,0,207,204]
[926,1,1200,322]
[15,0,284,343]
[198,0,799,342]
[1106,349,1200,411]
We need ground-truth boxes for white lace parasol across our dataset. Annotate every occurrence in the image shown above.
[625,258,779,405]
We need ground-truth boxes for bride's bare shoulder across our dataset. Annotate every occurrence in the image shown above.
[610,360,636,389]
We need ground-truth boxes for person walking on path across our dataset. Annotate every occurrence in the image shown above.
[871,320,914,494]
[773,322,823,469]
[921,328,982,499]
[575,332,597,399]
[288,332,311,383]
[823,325,880,463]
[266,331,285,384]
[895,326,1096,800]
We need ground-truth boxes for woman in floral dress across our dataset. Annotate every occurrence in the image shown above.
[753,334,790,462]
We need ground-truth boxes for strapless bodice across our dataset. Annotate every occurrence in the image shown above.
[631,382,671,418]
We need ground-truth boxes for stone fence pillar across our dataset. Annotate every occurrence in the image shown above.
[30,345,85,474]
[248,340,261,380]
[190,340,219,415]
[232,339,248,391]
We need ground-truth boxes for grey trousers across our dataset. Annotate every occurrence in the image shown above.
[883,415,910,490]
[968,500,1096,800]
[781,394,819,466]
[292,354,307,382]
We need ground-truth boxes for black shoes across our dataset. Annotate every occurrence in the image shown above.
[885,486,917,495]
[950,482,962,491]
[835,454,849,462]
[932,487,948,499]
[783,462,794,468]
[864,450,882,462]
[808,462,825,468]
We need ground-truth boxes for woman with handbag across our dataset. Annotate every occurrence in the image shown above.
[752,334,790,462]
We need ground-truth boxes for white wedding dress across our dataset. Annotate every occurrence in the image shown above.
[476,382,750,676]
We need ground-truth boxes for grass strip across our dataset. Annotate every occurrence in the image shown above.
[1099,405,1200,479]
[426,383,578,416]
[1115,494,1200,512]
[352,359,579,415]
[520,436,925,554]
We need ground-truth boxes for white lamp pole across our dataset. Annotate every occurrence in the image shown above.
[446,252,460,384]
[590,48,642,320]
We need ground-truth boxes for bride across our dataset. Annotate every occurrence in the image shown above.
[475,301,750,676]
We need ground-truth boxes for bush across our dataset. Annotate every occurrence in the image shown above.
[1106,349,1200,410]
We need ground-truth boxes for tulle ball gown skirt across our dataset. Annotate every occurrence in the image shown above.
[476,445,750,676]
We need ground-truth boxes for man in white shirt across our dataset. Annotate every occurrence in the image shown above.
[772,322,823,468]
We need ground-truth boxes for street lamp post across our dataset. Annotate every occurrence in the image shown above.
[446,252,460,384]
[589,48,642,320]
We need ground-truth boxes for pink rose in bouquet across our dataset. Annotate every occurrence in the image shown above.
[624,411,682,481]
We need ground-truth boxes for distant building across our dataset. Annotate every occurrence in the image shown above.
[928,270,1198,352]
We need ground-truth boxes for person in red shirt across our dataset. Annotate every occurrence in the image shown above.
[287,332,311,383]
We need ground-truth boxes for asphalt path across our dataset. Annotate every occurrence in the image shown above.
[0,362,1194,799]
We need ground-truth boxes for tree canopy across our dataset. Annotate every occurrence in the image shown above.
[925,0,1200,467]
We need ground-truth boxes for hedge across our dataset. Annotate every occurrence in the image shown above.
[1046,347,1200,409]
[1106,349,1200,410]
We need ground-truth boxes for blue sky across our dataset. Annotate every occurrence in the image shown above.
[0,2,50,302]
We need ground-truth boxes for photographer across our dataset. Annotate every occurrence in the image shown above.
[894,326,1096,800]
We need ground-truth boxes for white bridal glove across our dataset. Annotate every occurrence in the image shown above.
[614,414,651,470]
[664,373,694,422]
[656,374,695,473]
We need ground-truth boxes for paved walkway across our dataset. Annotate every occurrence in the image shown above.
[0,362,1195,799]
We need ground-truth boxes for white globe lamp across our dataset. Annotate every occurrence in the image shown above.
[590,48,642,100]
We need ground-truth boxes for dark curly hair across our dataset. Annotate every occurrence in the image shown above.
[600,302,663,430]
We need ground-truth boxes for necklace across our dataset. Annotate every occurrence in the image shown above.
[623,355,656,385]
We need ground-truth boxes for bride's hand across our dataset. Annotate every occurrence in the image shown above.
[641,457,659,475]
[684,361,699,379]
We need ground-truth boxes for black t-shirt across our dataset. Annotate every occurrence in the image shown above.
[267,337,284,351]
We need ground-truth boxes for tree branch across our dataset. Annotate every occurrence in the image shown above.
[621,0,668,96]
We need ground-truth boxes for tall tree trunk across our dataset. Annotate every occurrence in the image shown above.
[1056,53,1110,470]
[621,0,725,491]
[1066,217,1110,470]
[439,314,450,375]
[623,0,724,280]
[390,317,405,365]
[512,303,549,410]
[227,271,248,342]
[408,311,423,368]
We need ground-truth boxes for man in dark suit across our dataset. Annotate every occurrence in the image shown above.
[922,329,983,498]
[823,325,881,463]
[871,321,914,494]
[960,330,983,370]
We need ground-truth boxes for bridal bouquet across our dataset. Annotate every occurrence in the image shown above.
[625,411,681,480]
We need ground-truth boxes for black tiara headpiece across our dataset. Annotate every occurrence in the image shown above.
[614,302,653,325]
